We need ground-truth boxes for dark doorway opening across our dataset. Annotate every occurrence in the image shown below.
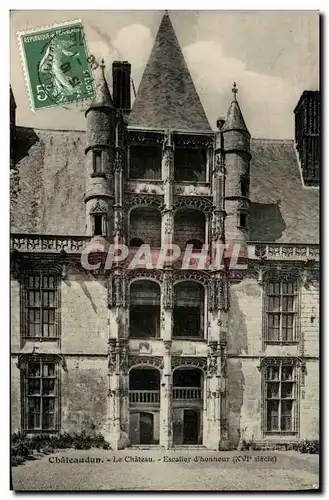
[183,409,200,444]
[139,412,154,444]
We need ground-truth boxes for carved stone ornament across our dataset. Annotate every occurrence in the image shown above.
[124,194,163,210]
[114,147,124,172]
[208,276,219,311]
[219,279,229,311]
[112,208,124,238]
[111,273,127,308]
[173,269,210,287]
[108,339,117,374]
[128,356,164,371]
[163,340,172,354]
[162,272,173,309]
[257,356,306,372]
[211,213,223,242]
[128,131,164,146]
[164,211,174,235]
[17,353,67,372]
[119,339,129,374]
[127,269,163,284]
[90,200,107,215]
[173,196,213,214]
[213,152,221,176]
[207,341,219,377]
[171,356,207,371]
[174,133,213,149]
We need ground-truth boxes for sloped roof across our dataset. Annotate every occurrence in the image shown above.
[128,13,211,131]
[11,128,319,244]
[11,127,86,235]
[249,139,319,244]
[222,99,249,135]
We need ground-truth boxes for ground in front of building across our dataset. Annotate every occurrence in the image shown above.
[11,448,319,491]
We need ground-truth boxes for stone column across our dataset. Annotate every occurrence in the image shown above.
[113,120,125,246]
[106,269,127,450]
[160,132,174,449]
[107,339,120,449]
[160,340,172,449]
[119,339,129,447]
[161,130,174,248]
[211,147,226,266]
[204,341,221,449]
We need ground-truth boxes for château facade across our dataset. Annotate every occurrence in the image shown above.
[10,13,319,450]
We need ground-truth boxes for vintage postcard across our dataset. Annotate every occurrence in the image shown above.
[10,10,320,491]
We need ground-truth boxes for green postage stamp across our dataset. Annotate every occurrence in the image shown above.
[17,20,95,110]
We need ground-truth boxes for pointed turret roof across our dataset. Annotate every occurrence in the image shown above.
[222,82,250,134]
[128,12,211,131]
[87,59,114,112]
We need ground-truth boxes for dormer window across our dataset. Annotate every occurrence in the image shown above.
[92,150,104,177]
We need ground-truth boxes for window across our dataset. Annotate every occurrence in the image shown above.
[22,358,59,431]
[129,145,162,180]
[94,215,103,236]
[23,274,59,338]
[173,282,204,338]
[92,150,103,176]
[264,361,297,433]
[241,177,248,197]
[129,281,161,338]
[266,281,297,343]
[239,213,247,228]
[174,148,207,182]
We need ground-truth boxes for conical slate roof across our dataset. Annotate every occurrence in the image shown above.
[87,60,114,111]
[128,13,211,131]
[222,91,249,135]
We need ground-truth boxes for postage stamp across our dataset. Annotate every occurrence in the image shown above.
[17,20,95,110]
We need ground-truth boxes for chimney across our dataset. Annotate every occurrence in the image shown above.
[112,61,131,113]
[294,90,320,186]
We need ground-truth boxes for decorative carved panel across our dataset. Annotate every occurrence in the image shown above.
[124,194,164,210]
[173,269,211,287]
[162,272,173,309]
[126,269,163,284]
[107,273,127,308]
[172,356,207,371]
[128,356,164,370]
[174,134,214,149]
[173,196,213,213]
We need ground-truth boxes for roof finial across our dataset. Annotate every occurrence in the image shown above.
[100,58,105,71]
[232,81,238,101]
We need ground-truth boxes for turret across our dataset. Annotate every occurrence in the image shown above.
[221,83,251,249]
[84,60,116,238]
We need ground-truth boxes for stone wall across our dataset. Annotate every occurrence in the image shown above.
[227,276,320,445]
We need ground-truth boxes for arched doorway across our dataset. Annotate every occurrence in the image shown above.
[172,367,203,445]
[129,367,160,445]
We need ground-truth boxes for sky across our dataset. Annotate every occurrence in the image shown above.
[10,10,319,139]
